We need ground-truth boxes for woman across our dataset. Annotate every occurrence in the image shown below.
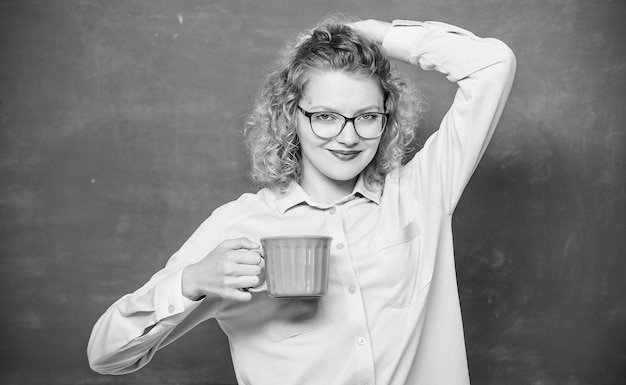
[88,16,516,385]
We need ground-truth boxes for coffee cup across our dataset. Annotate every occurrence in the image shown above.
[260,235,332,298]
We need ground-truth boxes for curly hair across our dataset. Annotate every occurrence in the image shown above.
[245,16,422,192]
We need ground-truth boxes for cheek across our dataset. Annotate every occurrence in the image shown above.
[369,139,383,156]
[296,121,328,151]
[295,119,310,146]
[294,122,310,152]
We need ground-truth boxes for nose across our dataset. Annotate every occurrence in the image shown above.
[335,120,359,146]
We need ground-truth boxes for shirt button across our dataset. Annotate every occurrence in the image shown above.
[336,243,344,250]
[168,305,175,313]
[348,285,356,294]
[357,336,366,346]
[329,207,336,215]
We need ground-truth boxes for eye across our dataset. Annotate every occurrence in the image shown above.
[312,112,340,123]
[356,113,381,122]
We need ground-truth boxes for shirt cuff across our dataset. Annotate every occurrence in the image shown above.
[153,268,202,322]
[382,19,479,62]
[383,20,506,82]
[382,20,426,63]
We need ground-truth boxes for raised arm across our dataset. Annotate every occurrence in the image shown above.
[354,19,516,213]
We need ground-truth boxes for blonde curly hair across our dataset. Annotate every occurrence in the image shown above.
[245,16,422,192]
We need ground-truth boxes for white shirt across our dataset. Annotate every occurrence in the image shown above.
[88,20,516,385]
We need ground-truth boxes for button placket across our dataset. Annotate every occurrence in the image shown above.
[325,203,375,381]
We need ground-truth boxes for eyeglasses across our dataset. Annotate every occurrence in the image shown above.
[297,106,388,139]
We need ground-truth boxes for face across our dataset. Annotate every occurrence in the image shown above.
[296,70,384,194]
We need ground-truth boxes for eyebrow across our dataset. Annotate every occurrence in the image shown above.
[306,105,384,114]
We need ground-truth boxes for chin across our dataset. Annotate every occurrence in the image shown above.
[326,170,363,183]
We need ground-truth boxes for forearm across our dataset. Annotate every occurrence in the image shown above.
[87,299,172,374]
[358,18,516,128]
[384,19,516,162]
[87,267,212,374]
[383,19,515,81]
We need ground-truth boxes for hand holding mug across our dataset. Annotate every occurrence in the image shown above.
[182,238,264,302]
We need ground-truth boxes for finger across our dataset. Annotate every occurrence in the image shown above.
[224,287,252,302]
[221,261,260,278]
[219,237,260,251]
[228,249,263,265]
[235,275,261,289]
[230,263,261,277]
[223,276,260,301]
[225,274,260,289]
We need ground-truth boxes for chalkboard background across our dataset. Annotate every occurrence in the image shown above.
[1,0,624,384]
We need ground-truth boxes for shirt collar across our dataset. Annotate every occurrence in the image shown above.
[353,174,382,205]
[275,176,381,214]
[275,183,309,214]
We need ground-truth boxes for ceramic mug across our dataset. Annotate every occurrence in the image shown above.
[260,235,332,298]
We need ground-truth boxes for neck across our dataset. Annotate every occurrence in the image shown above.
[300,177,357,205]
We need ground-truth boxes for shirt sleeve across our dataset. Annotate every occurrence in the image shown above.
[383,20,517,213]
[87,216,224,375]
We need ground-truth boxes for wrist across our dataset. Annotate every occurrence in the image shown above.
[364,19,392,44]
[181,265,203,301]
[349,19,391,45]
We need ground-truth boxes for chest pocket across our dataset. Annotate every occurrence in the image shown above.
[373,221,432,308]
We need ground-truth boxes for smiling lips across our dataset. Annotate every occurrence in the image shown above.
[329,149,361,160]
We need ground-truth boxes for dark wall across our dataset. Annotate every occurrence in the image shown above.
[0,0,624,384]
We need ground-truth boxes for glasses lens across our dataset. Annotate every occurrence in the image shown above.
[355,113,386,138]
[310,112,386,139]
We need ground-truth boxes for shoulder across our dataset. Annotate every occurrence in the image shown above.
[211,188,278,224]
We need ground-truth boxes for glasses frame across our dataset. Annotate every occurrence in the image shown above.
[297,106,388,140]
